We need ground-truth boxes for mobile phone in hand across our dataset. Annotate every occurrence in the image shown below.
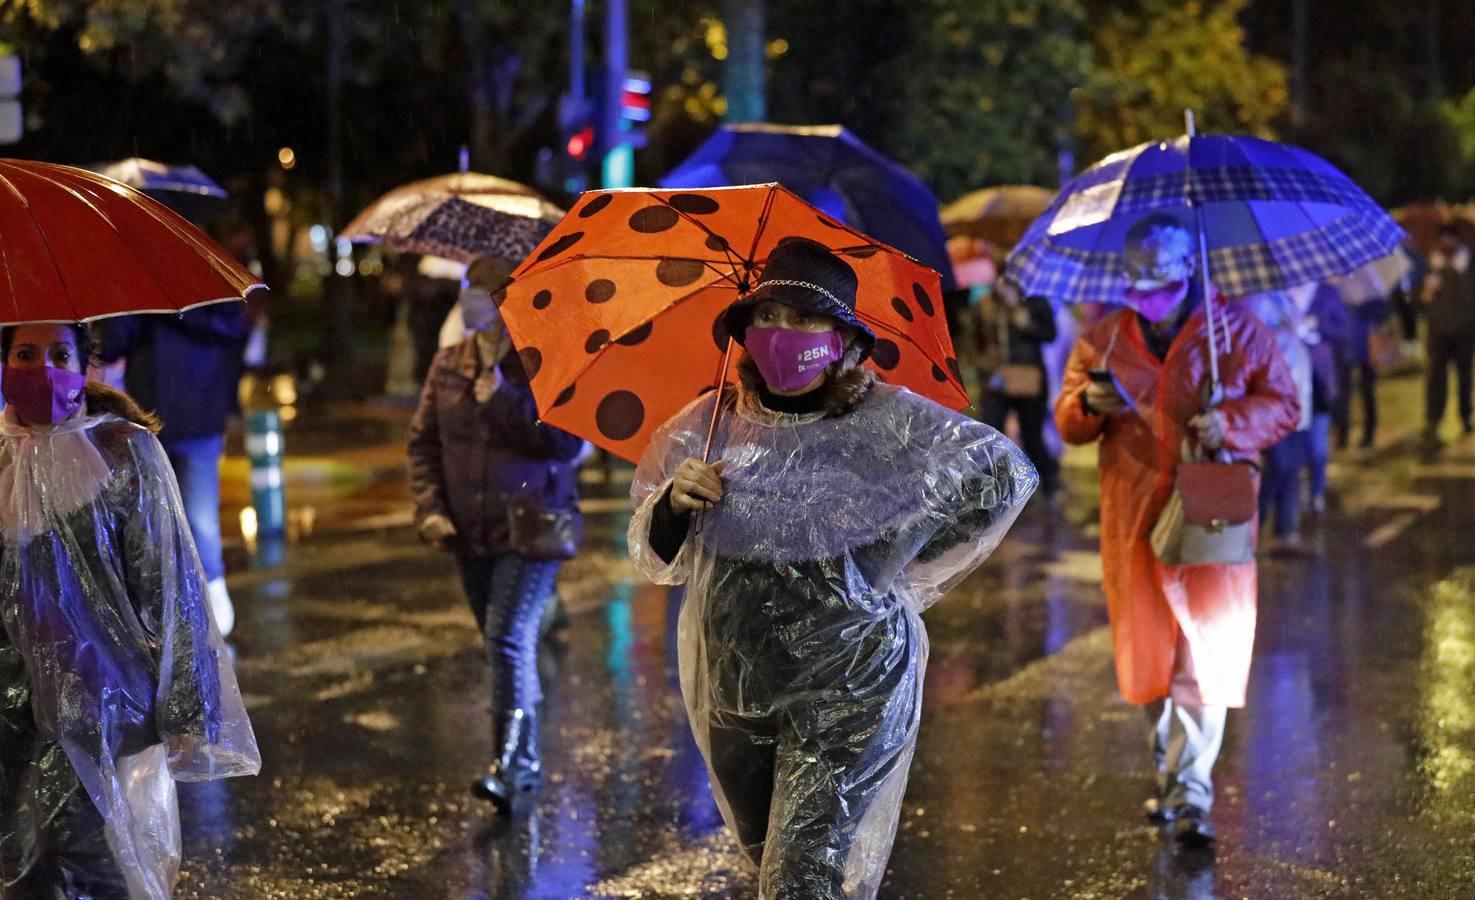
[1086,368,1136,412]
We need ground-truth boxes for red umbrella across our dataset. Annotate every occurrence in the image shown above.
[499,183,966,463]
[0,159,261,325]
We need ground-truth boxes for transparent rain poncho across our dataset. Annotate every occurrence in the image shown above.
[629,380,1037,899]
[0,412,259,899]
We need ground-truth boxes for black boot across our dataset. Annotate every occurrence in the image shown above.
[1169,804,1216,847]
[471,708,542,812]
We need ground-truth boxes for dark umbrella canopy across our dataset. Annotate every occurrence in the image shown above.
[660,124,957,291]
[94,157,229,223]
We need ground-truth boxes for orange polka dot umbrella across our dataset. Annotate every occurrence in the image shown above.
[499,183,967,463]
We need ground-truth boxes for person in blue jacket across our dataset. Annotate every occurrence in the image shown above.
[97,304,250,637]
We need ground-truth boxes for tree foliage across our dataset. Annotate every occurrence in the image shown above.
[1076,0,1288,161]
[1238,0,1475,205]
[1442,87,1475,202]
[764,0,1091,202]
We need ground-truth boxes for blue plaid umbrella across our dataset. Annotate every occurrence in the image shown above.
[1005,134,1405,306]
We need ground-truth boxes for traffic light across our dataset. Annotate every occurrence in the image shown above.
[557,93,597,192]
[565,125,595,162]
[619,71,651,150]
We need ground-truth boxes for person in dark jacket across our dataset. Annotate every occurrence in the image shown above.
[407,257,585,813]
[98,304,250,637]
[1316,284,1389,454]
[1304,285,1356,510]
[975,276,1061,500]
[628,239,1037,899]
[1423,224,1475,446]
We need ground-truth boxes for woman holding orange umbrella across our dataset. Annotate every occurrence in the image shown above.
[496,185,1034,897]
[627,239,1037,899]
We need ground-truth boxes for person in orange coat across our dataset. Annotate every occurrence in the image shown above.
[1054,213,1300,846]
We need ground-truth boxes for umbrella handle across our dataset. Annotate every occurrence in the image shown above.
[694,337,735,537]
[702,337,735,463]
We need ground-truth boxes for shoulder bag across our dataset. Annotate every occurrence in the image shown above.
[1149,297,1259,566]
[507,464,582,561]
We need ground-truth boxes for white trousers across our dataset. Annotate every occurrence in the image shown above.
[1143,632,1227,811]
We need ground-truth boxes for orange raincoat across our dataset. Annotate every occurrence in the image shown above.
[1056,300,1299,708]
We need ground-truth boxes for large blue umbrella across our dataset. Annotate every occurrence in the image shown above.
[660,123,957,290]
[1004,133,1405,306]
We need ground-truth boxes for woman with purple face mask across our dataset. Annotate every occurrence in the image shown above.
[628,238,1038,899]
[0,322,259,899]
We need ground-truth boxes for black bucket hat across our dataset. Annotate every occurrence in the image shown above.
[719,237,878,360]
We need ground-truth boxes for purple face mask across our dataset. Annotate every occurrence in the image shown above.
[745,327,846,393]
[2,365,87,426]
[1123,280,1190,323]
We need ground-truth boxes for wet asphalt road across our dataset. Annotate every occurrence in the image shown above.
[174,376,1475,899]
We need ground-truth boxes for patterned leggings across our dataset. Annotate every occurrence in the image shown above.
[457,554,561,756]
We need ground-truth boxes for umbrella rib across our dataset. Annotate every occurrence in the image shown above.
[536,273,739,404]
[0,292,264,328]
[38,174,201,312]
[649,194,747,272]
[746,186,780,274]
[514,252,747,292]
[0,167,82,321]
[48,164,250,292]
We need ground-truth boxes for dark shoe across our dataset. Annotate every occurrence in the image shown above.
[470,770,513,813]
[1144,796,1175,824]
[470,758,543,810]
[472,708,543,813]
[1169,805,1216,847]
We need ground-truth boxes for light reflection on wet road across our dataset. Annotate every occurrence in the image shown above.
[175,396,1475,898]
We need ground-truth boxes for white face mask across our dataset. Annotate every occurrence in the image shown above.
[458,286,499,333]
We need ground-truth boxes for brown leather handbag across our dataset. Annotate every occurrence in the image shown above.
[507,496,581,561]
[506,465,582,561]
[1150,445,1258,566]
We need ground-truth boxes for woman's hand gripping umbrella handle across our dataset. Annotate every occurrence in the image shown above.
[693,336,736,534]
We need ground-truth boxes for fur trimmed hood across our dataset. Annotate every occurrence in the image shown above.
[736,353,877,419]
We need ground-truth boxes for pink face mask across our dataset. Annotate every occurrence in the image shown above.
[744,327,846,393]
[2,366,87,426]
[1123,280,1190,323]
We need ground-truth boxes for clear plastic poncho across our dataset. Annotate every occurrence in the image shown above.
[628,381,1037,899]
[0,412,259,899]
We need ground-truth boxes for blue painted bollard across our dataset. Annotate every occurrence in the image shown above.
[245,409,286,539]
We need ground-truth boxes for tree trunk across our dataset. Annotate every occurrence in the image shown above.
[1426,0,1443,100]
[721,0,765,123]
[322,0,354,395]
[459,0,497,170]
[1290,0,1308,132]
